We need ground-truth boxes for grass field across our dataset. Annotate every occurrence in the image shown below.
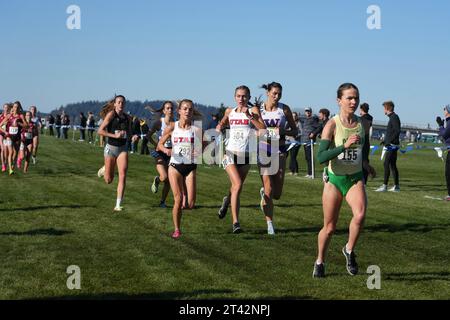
[0,134,449,300]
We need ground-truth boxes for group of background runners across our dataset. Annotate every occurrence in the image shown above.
[4,81,447,279]
[0,102,40,175]
[94,82,378,278]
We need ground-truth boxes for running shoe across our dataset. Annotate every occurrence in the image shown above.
[172,230,181,239]
[313,263,325,278]
[445,195,450,201]
[9,168,14,175]
[267,222,275,235]
[342,246,359,276]
[159,201,167,208]
[113,206,124,212]
[2,164,6,172]
[218,196,229,219]
[97,165,105,178]
[259,187,265,213]
[32,156,36,165]
[389,185,400,192]
[232,222,242,234]
[151,176,160,193]
[375,185,387,192]
[16,158,22,169]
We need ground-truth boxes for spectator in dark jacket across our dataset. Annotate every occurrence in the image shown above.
[139,119,150,155]
[300,107,319,178]
[87,112,96,144]
[79,112,87,141]
[62,114,70,139]
[130,115,141,153]
[55,114,62,139]
[287,111,303,175]
[437,104,450,201]
[360,103,374,184]
[311,108,330,140]
[376,101,401,192]
[47,114,55,136]
[208,114,219,130]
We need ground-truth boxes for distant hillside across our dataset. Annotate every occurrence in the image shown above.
[47,100,223,127]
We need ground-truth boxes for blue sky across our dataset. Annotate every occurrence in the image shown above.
[1,0,449,126]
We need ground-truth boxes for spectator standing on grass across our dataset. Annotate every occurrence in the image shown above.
[300,107,319,178]
[98,117,104,147]
[375,101,401,192]
[287,111,302,175]
[208,114,219,130]
[79,112,87,141]
[359,103,375,184]
[87,112,96,144]
[55,114,62,139]
[139,119,150,155]
[62,114,70,140]
[47,114,55,136]
[130,115,140,154]
[311,108,330,139]
[437,105,450,201]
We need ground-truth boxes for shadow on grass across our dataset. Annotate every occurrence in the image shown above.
[37,289,239,300]
[385,272,450,282]
[0,205,96,212]
[364,223,450,233]
[36,290,316,300]
[0,228,73,236]
[396,182,445,192]
[194,204,322,210]
[243,222,450,237]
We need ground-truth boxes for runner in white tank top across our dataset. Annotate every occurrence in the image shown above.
[216,85,266,234]
[29,106,40,165]
[158,117,173,149]
[147,102,175,208]
[157,99,203,239]
[170,121,197,165]
[226,107,253,156]
[258,82,298,235]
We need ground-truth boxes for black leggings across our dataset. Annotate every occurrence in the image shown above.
[140,137,149,155]
[289,144,301,173]
[384,150,399,185]
[304,144,312,176]
[88,129,94,142]
[446,151,450,196]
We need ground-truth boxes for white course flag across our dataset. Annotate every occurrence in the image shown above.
[286,142,299,152]
[381,147,387,161]
[434,147,444,160]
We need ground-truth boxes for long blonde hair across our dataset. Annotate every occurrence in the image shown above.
[100,95,126,119]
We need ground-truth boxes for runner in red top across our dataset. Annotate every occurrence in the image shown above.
[0,103,11,172]
[20,111,38,173]
[0,101,27,175]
